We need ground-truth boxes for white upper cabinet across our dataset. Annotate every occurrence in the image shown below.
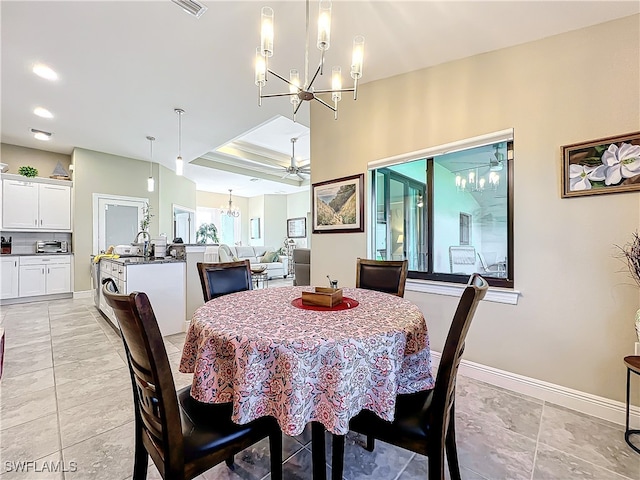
[1,176,72,231]
[39,184,71,229]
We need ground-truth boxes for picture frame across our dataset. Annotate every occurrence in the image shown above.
[312,173,365,234]
[287,217,307,238]
[561,131,640,198]
[250,218,260,239]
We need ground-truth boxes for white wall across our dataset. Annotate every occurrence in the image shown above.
[309,15,640,403]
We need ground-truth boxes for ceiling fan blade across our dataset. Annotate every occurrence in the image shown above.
[296,173,305,180]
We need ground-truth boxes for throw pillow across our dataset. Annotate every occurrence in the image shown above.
[260,251,279,263]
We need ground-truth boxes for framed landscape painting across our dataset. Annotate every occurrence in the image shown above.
[312,174,364,234]
[561,131,640,198]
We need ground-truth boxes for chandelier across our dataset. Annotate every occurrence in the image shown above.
[254,0,364,121]
[221,189,240,217]
[455,145,504,193]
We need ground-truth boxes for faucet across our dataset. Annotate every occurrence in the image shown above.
[133,231,150,244]
[133,231,151,257]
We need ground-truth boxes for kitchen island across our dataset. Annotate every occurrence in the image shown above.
[96,256,186,336]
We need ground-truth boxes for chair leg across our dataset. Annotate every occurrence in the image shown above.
[225,456,235,469]
[332,434,345,480]
[132,429,149,480]
[365,435,375,452]
[269,430,283,480]
[445,407,461,480]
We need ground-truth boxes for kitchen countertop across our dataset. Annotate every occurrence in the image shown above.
[105,256,185,266]
[1,252,74,257]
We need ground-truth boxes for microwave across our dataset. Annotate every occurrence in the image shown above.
[36,240,68,254]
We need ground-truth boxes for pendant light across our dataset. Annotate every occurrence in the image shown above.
[146,135,155,192]
[175,108,185,176]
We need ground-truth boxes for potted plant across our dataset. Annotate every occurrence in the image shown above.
[196,223,219,244]
[618,232,640,341]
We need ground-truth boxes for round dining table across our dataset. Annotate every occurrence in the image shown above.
[179,286,434,437]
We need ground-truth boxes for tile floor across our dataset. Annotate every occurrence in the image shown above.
[1,293,639,480]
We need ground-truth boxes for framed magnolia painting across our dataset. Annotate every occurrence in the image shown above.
[312,174,364,233]
[561,132,640,198]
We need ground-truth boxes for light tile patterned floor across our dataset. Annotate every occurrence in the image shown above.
[1,294,639,479]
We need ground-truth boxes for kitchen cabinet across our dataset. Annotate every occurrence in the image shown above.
[97,258,185,336]
[18,255,71,297]
[0,257,19,299]
[1,175,71,231]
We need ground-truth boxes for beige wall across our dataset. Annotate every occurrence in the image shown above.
[1,143,71,176]
[158,166,196,237]
[310,15,640,403]
[264,194,287,248]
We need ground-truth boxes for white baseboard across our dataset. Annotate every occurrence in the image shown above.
[431,351,640,428]
[73,290,93,299]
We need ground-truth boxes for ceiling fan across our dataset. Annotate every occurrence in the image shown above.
[282,137,311,180]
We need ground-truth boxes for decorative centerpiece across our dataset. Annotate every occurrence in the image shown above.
[618,232,640,341]
[251,265,267,274]
[302,287,343,307]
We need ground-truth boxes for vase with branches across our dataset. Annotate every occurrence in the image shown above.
[618,231,640,341]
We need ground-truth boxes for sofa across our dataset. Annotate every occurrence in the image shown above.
[204,244,288,279]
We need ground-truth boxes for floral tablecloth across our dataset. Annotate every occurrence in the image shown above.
[179,286,434,436]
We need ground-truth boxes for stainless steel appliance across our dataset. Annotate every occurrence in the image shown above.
[36,240,68,253]
[1,236,11,254]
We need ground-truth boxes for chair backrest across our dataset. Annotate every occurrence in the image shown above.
[477,252,489,271]
[197,260,252,302]
[426,273,488,439]
[293,248,311,286]
[355,258,408,297]
[102,282,184,477]
[449,246,477,274]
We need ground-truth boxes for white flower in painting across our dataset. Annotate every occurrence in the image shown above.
[601,142,640,185]
[569,164,597,191]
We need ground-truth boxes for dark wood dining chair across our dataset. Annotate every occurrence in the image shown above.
[356,258,409,297]
[102,282,283,480]
[332,273,488,480]
[196,260,252,302]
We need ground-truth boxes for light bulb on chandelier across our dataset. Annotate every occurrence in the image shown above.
[254,0,364,121]
[221,189,240,217]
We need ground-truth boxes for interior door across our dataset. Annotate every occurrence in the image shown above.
[94,195,146,254]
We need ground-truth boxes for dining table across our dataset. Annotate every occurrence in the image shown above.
[179,285,434,479]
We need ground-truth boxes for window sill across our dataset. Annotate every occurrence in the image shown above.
[406,279,520,305]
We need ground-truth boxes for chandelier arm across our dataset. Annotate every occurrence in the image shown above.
[313,96,337,112]
[261,92,301,98]
[306,62,324,91]
[294,99,304,116]
[313,87,355,94]
[267,68,299,87]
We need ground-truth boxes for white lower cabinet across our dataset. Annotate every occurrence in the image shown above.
[18,255,71,297]
[0,257,19,299]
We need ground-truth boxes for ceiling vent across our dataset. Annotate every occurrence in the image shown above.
[171,0,207,19]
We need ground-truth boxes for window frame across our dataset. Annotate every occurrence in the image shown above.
[368,130,514,289]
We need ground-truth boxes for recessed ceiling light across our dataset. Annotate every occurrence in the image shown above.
[32,63,58,81]
[31,128,52,141]
[34,107,53,118]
